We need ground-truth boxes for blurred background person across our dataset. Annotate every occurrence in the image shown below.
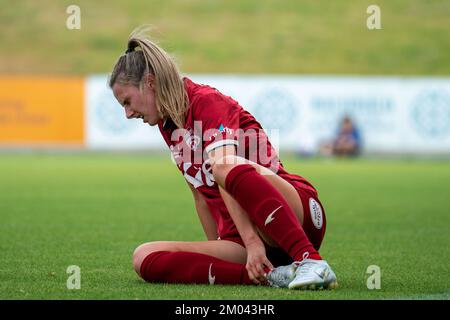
[320,115,361,157]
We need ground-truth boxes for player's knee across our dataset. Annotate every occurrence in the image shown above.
[211,157,244,183]
[133,243,147,276]
[132,241,167,277]
[211,162,231,182]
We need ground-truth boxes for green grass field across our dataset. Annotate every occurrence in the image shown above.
[0,153,449,300]
[1,0,449,75]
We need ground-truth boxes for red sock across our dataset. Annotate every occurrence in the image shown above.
[225,164,321,261]
[140,251,254,285]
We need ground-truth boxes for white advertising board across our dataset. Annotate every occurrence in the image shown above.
[86,75,450,154]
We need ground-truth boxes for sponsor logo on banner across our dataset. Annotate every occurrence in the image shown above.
[251,88,298,133]
[410,90,450,138]
[93,90,137,135]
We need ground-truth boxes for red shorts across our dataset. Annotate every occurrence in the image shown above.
[222,184,327,267]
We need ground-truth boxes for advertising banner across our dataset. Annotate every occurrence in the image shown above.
[85,75,450,154]
[0,76,84,146]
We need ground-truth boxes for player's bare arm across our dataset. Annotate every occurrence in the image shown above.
[187,181,218,241]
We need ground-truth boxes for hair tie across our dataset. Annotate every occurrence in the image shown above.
[125,47,134,54]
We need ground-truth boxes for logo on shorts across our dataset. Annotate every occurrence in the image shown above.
[309,198,323,230]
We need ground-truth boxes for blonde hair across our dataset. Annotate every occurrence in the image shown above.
[109,26,188,128]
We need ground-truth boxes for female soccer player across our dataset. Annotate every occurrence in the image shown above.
[109,28,337,290]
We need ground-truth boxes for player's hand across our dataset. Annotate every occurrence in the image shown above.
[245,241,274,284]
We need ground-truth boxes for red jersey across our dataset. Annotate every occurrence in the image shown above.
[158,77,317,240]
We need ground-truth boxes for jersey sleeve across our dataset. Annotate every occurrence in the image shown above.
[193,92,240,154]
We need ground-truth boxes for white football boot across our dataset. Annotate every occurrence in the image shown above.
[266,263,297,288]
[288,259,338,290]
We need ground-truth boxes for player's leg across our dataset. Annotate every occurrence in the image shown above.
[211,156,337,289]
[133,239,246,275]
[133,239,255,285]
[212,155,312,255]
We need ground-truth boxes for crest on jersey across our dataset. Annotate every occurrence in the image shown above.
[183,128,201,151]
